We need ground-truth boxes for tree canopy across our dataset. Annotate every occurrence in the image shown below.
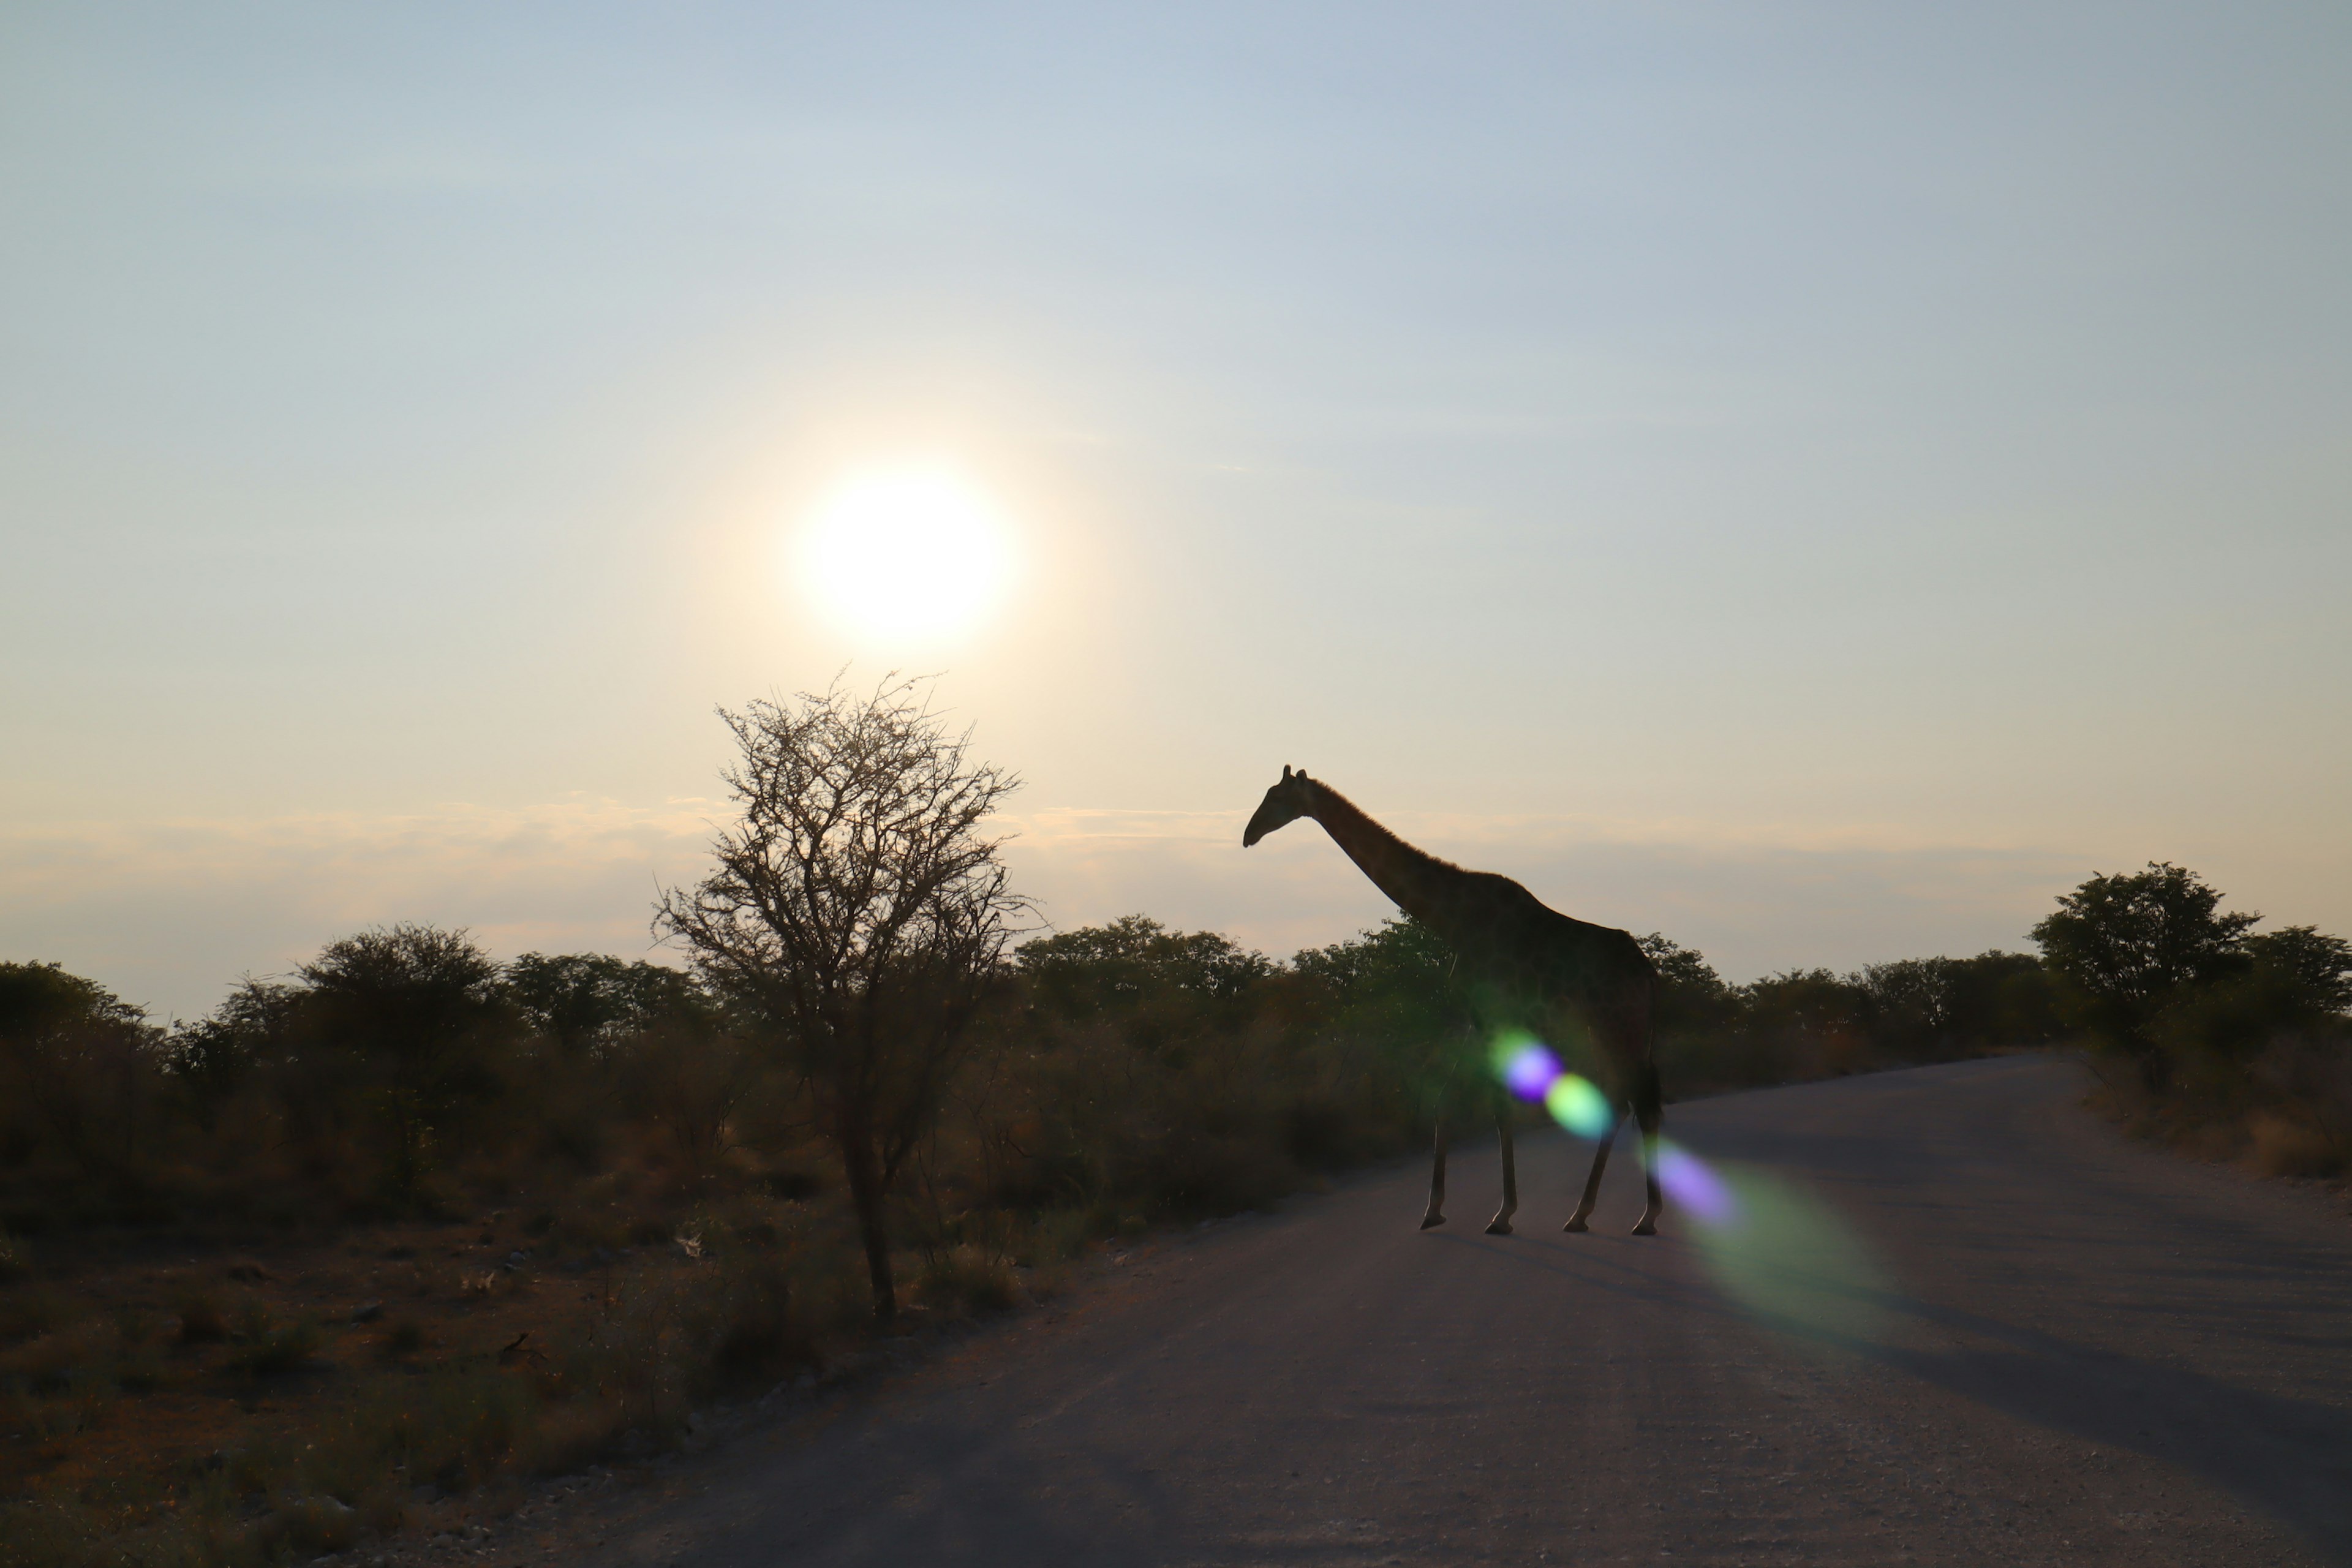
[655,678,1030,1319]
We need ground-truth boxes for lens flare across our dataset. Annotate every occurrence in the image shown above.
[1472,1026,1887,1349]
[1500,1042,1561,1102]
[1673,1153,1890,1346]
[1656,1142,1737,1224]
[1543,1073,1614,1139]
[1487,1030,1536,1076]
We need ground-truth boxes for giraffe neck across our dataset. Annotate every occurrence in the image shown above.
[1302,781,1471,933]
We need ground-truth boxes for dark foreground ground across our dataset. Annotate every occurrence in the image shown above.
[530,1056,2351,1567]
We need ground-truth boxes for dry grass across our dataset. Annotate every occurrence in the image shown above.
[2245,1111,2345,1178]
[2086,1037,2352,1183]
[915,1245,1021,1315]
[0,1186,846,1568]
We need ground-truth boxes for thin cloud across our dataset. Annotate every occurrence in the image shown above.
[4,795,2085,1022]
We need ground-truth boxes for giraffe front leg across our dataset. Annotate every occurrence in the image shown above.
[1484,1106,1517,1235]
[1420,1115,1447,1229]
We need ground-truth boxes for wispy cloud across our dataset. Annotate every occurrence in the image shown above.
[0,797,722,1019]
[998,805,2082,979]
[3,796,2084,1023]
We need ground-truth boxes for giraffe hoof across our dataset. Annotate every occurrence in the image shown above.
[1630,1219,1658,1236]
[1483,1219,1513,1236]
[1562,1217,1590,1234]
[1419,1213,1446,1230]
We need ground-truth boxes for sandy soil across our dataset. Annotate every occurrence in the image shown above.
[437,1055,2352,1567]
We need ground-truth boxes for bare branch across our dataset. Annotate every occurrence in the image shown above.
[650,677,1034,1319]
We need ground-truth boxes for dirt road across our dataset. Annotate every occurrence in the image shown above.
[592,1056,2352,1566]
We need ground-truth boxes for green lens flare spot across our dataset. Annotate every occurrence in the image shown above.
[1544,1073,1612,1139]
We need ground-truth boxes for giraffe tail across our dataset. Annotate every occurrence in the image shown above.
[1632,1060,1663,1134]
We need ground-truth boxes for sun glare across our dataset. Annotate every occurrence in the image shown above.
[799,468,1013,642]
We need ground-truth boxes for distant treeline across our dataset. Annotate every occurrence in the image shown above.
[0,914,2060,1253]
[3,873,2345,1261]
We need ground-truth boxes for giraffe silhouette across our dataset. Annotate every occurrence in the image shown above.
[1244,766,1663,1235]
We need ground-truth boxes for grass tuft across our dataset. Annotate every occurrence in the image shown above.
[915,1246,1019,1316]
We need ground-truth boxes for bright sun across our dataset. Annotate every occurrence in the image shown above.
[798,468,1013,641]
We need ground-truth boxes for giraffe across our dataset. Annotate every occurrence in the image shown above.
[1243,766,1664,1235]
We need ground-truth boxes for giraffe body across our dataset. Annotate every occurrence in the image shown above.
[1244,766,1664,1235]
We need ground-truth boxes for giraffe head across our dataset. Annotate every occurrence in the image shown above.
[1242,764,1316,847]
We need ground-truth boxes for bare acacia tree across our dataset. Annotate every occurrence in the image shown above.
[655,678,1030,1319]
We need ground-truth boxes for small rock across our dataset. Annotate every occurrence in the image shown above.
[507,1250,528,1267]
[351,1300,385,1324]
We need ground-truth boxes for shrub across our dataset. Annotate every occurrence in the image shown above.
[225,1302,318,1376]
[175,1291,227,1345]
[0,1321,111,1396]
[274,1494,361,1555]
[0,1287,64,1348]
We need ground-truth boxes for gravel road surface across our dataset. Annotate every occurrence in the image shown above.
[587,1055,2352,1567]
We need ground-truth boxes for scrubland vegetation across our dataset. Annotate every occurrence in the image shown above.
[2031,862,2352,1178]
[0,908,2078,1566]
[1,686,2340,1568]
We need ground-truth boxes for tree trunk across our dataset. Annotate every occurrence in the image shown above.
[837,1110,897,1321]
[2127,1030,2171,1095]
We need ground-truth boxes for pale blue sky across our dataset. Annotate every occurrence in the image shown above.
[4,2,2347,1019]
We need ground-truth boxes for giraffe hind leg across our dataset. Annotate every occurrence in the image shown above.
[1630,1065,1664,1236]
[1630,1128,1662,1235]
[1563,1120,1618,1233]
[1419,1115,1447,1229]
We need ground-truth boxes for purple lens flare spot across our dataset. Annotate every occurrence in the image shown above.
[1501,1043,1561,1101]
[1657,1142,1738,1226]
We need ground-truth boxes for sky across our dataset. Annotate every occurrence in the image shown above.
[3,2,2347,1022]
